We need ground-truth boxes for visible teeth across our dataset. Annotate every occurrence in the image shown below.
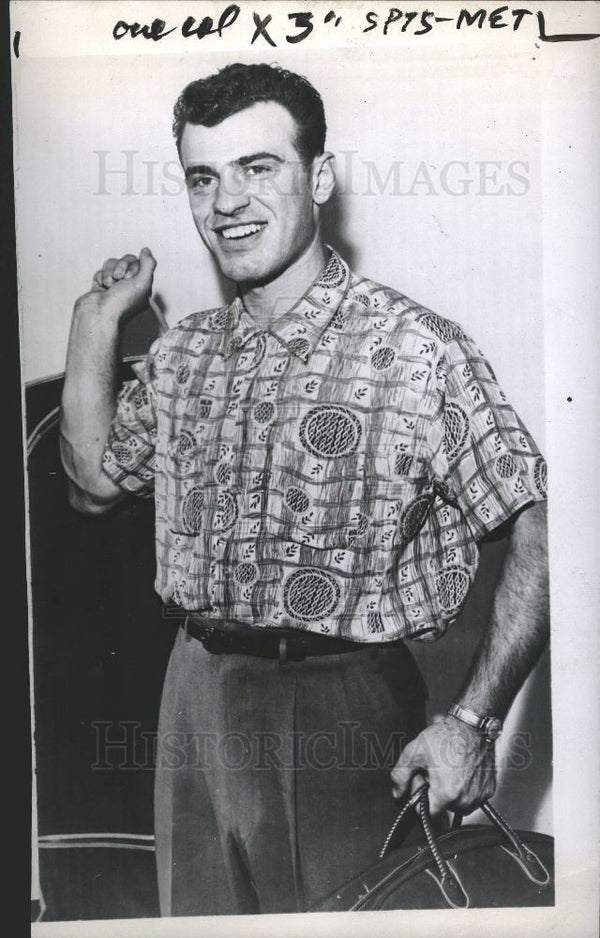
[221,223,265,240]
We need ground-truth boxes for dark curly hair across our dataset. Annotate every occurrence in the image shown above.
[173,63,327,166]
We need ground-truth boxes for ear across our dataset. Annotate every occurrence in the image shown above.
[311,152,337,206]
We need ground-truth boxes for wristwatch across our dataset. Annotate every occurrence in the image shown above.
[447,703,503,743]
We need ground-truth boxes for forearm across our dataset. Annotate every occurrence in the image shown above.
[456,500,550,720]
[60,302,124,511]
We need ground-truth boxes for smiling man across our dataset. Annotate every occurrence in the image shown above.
[60,63,549,916]
[179,98,336,322]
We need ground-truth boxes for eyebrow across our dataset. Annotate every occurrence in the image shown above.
[184,152,285,178]
[185,164,215,179]
[235,152,285,167]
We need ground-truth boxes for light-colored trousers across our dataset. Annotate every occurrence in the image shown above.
[154,627,427,916]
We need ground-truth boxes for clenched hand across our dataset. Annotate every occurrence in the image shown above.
[390,717,497,816]
[75,248,157,324]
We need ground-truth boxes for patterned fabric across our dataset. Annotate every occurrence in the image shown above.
[103,251,547,643]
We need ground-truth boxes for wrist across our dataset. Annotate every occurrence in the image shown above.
[447,703,503,744]
[73,294,124,330]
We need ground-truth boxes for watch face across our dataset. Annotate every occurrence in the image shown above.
[482,717,502,739]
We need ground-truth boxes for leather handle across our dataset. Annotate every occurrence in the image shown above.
[481,800,550,885]
[378,778,429,859]
[381,777,469,908]
[450,800,549,885]
[380,777,550,907]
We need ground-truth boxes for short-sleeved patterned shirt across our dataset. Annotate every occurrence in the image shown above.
[103,250,547,643]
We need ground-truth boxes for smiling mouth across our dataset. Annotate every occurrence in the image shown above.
[217,222,267,241]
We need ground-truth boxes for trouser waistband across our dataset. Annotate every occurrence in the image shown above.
[182,617,388,664]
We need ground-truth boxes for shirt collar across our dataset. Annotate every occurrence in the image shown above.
[219,249,350,363]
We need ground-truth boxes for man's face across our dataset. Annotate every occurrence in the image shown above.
[180,102,319,285]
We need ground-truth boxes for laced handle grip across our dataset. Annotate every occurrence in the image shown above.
[380,775,550,909]
[380,777,469,909]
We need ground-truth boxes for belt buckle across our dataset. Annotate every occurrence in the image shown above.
[278,636,309,665]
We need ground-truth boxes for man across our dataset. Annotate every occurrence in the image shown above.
[60,63,549,916]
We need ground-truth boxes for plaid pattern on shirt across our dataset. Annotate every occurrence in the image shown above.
[102,251,547,643]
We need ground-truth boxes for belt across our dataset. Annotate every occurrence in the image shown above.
[183,616,370,663]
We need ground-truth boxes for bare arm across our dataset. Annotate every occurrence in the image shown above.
[455,499,549,718]
[391,499,549,814]
[60,249,157,514]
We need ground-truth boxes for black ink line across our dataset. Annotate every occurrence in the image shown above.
[537,11,599,43]
[13,30,20,58]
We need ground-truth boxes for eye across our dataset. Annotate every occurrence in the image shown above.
[244,163,275,177]
[187,175,217,194]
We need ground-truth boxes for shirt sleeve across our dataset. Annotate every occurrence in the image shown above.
[428,331,547,541]
[101,339,160,497]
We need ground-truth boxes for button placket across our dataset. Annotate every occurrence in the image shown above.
[233,339,286,591]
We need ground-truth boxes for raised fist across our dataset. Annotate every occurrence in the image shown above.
[75,248,157,324]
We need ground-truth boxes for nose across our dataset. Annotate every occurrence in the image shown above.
[213,166,250,216]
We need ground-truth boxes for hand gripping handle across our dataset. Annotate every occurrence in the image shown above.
[380,777,550,909]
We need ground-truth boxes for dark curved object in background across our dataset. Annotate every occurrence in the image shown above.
[28,361,178,921]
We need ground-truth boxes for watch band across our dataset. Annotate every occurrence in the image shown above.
[447,703,503,742]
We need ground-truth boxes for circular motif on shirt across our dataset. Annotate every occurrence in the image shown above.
[253,401,275,424]
[111,442,133,466]
[215,462,233,486]
[234,562,258,585]
[214,491,238,531]
[299,405,361,459]
[533,456,547,497]
[285,486,311,515]
[176,430,196,458]
[371,347,396,371]
[416,312,466,343]
[443,404,469,462]
[317,253,345,289]
[435,565,471,615]
[400,494,433,539]
[182,487,204,535]
[287,337,311,359]
[283,568,341,622]
[495,453,517,479]
[131,386,149,410]
[175,363,190,385]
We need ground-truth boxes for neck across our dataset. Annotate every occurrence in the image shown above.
[239,236,328,328]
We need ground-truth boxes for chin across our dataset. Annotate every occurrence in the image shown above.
[217,259,261,284]
[217,254,279,286]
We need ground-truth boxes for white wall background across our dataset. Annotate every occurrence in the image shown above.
[14,31,550,832]
[14,45,545,448]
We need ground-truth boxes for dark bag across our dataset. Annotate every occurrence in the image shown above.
[310,781,554,911]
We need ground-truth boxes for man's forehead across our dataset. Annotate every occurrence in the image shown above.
[180,101,299,168]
